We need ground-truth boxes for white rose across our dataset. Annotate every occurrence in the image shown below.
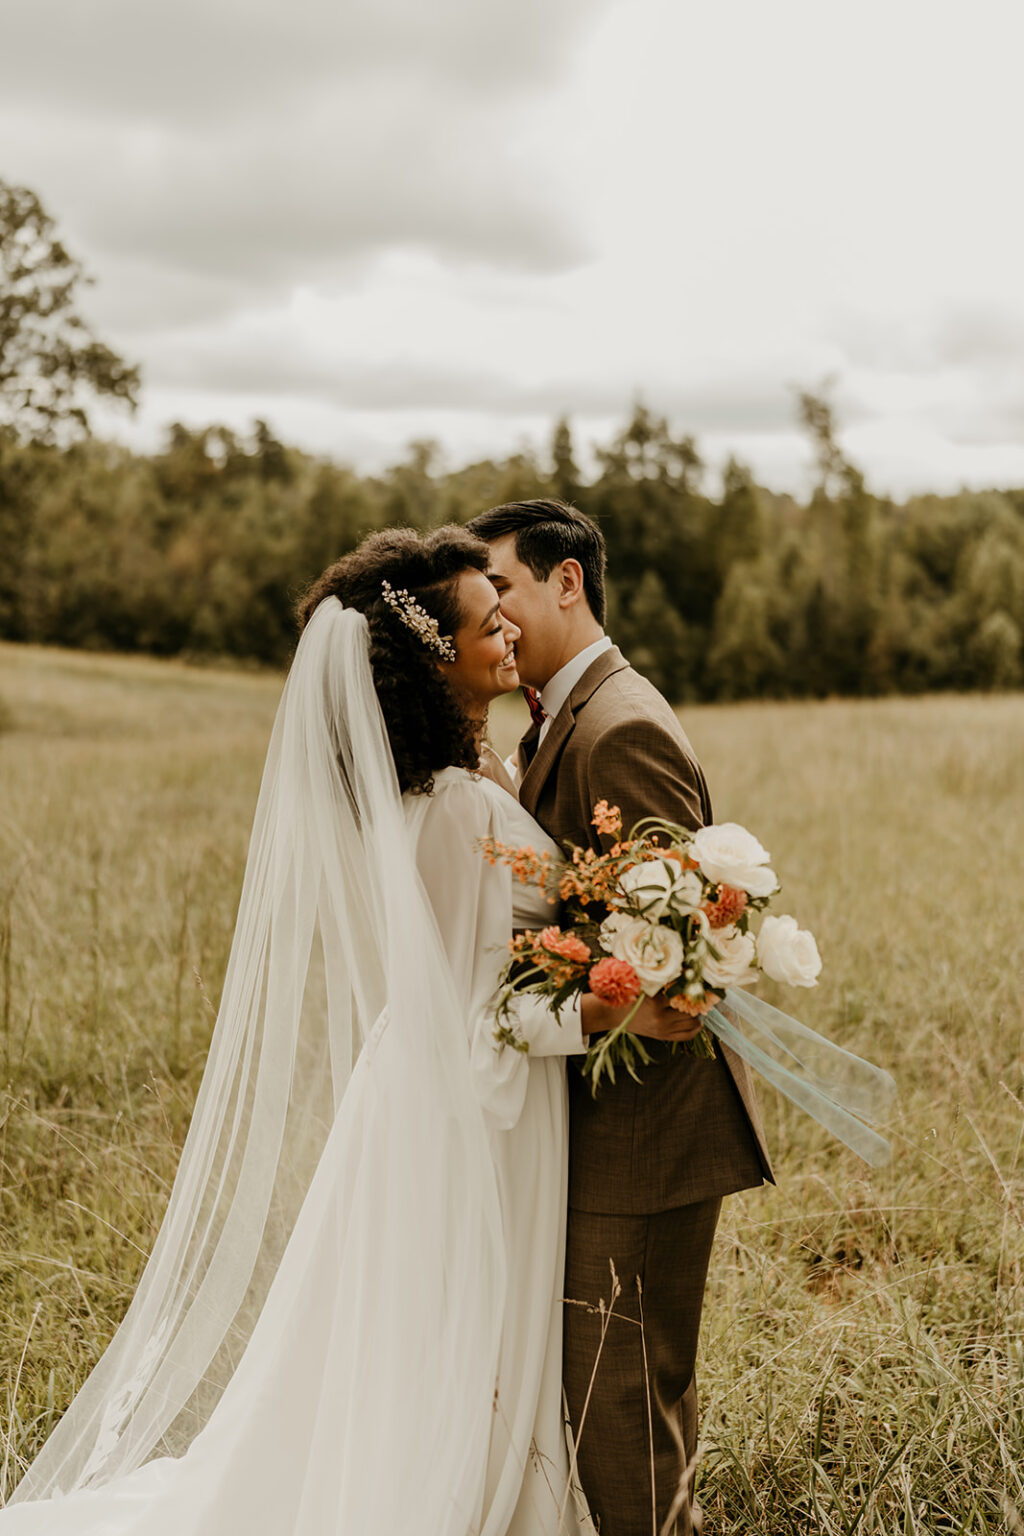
[757,914,822,988]
[615,859,703,920]
[701,924,760,989]
[598,912,633,951]
[668,868,705,916]
[689,823,778,898]
[603,916,685,996]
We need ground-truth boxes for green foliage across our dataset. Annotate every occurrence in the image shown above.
[0,397,1022,699]
[0,180,139,444]
[796,378,864,502]
[968,611,1023,690]
[550,415,580,504]
[707,560,785,699]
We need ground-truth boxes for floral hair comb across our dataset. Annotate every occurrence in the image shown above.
[380,579,457,662]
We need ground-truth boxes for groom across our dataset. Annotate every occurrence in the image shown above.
[468,499,773,1536]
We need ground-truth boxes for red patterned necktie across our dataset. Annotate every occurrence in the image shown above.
[523,686,546,730]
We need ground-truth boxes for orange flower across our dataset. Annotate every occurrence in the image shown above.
[478,835,552,889]
[669,992,716,1016]
[545,960,580,988]
[538,926,592,965]
[592,800,623,837]
[589,957,642,1006]
[702,884,748,929]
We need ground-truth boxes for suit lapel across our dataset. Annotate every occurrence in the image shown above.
[519,703,575,817]
[515,720,541,782]
[518,646,630,818]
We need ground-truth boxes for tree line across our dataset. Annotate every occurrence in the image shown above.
[1,405,1022,700]
[1,174,1022,700]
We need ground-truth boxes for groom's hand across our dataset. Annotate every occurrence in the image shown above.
[581,993,706,1043]
[629,994,707,1043]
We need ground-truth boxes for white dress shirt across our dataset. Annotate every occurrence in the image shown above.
[537,634,613,747]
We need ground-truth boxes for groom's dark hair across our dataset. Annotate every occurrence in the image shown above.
[467,499,607,627]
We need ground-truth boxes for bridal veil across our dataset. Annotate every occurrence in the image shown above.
[8,598,508,1530]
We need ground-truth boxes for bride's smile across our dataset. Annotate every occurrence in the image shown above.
[444,566,522,714]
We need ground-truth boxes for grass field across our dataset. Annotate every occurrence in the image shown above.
[1,641,1023,1531]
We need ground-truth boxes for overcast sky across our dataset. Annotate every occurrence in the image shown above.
[3,0,1023,496]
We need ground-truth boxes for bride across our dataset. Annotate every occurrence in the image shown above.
[1,525,666,1535]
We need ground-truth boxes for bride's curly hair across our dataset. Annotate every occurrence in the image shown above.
[297,526,491,795]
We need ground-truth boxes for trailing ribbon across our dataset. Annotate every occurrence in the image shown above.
[706,989,898,1167]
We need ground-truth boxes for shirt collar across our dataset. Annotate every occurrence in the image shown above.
[539,635,613,724]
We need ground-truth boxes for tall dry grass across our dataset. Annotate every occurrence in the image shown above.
[1,642,1023,1529]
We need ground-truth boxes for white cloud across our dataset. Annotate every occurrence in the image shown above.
[0,0,608,332]
[4,0,1024,496]
[0,0,597,124]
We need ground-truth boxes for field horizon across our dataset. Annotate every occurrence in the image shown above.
[2,641,1023,1530]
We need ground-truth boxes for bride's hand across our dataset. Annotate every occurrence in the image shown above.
[580,992,706,1043]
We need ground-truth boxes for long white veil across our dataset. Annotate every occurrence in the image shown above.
[10,598,506,1527]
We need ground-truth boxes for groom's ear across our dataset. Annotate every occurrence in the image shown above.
[555,558,586,609]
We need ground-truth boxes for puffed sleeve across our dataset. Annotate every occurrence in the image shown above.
[413,775,585,1128]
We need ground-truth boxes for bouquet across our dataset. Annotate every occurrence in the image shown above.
[480,801,823,1094]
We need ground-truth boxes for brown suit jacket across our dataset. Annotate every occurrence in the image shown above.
[518,646,774,1214]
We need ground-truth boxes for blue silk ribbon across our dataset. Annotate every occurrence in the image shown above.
[706,989,898,1167]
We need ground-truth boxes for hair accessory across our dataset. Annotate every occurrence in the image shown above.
[380,579,457,662]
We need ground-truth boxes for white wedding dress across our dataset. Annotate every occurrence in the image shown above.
[1,603,590,1535]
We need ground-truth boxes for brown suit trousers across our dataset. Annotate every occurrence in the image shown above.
[518,647,773,1536]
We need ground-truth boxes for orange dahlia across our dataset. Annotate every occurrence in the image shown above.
[589,957,642,1007]
[702,884,748,929]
